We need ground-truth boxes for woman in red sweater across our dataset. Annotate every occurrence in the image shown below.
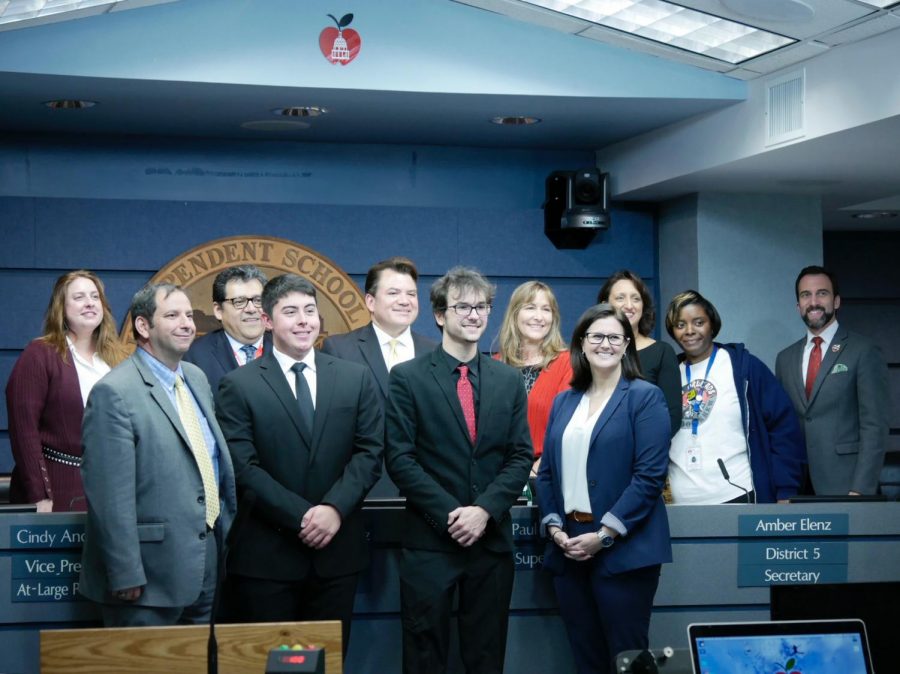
[496,281,572,476]
[6,270,127,511]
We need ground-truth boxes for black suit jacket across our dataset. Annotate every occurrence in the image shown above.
[215,350,383,580]
[184,329,273,393]
[321,323,436,403]
[385,347,533,554]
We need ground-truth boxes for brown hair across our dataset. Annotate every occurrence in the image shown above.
[596,269,656,337]
[496,281,566,368]
[39,270,127,366]
[569,304,642,391]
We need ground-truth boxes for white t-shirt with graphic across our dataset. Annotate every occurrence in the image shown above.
[669,348,753,504]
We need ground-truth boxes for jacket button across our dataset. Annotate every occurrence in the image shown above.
[197,496,205,504]
[589,480,597,487]
[199,532,206,540]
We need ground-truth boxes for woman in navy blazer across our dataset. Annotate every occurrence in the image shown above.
[535,304,672,674]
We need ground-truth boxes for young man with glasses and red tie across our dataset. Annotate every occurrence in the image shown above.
[385,266,533,674]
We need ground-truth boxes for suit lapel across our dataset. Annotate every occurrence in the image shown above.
[213,330,239,373]
[258,352,312,446]
[309,351,334,463]
[474,354,494,449]
[132,355,192,450]
[589,378,628,448]
[430,351,472,447]
[809,326,848,406]
[786,337,808,409]
[358,324,390,398]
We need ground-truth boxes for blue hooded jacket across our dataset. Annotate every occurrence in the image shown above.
[679,342,806,502]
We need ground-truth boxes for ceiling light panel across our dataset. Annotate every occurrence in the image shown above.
[0,0,177,28]
[521,0,796,63]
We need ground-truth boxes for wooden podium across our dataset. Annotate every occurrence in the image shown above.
[40,621,342,674]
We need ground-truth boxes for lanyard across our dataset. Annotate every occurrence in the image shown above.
[685,345,718,436]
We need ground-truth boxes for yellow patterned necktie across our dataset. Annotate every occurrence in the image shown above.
[388,338,400,370]
[174,375,220,528]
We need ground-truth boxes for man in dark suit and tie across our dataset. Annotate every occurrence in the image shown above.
[184,265,272,391]
[385,266,533,674]
[322,256,435,496]
[775,265,889,495]
[215,273,383,655]
[80,283,237,626]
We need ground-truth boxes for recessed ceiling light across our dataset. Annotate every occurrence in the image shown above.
[491,116,542,125]
[851,211,898,220]
[44,99,96,110]
[272,107,328,118]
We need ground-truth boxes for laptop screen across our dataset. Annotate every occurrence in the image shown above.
[688,620,873,674]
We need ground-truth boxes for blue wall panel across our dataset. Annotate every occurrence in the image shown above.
[0,137,658,482]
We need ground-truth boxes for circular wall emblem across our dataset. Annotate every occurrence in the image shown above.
[118,235,368,348]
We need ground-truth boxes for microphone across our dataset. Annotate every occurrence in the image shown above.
[209,489,257,674]
[717,458,751,504]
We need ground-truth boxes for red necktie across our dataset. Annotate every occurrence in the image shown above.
[805,336,823,399]
[457,364,477,445]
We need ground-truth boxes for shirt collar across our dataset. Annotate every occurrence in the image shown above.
[137,347,184,390]
[272,345,316,375]
[441,347,479,376]
[370,321,413,350]
[224,330,263,354]
[807,319,839,347]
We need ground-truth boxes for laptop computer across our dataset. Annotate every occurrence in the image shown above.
[687,619,874,674]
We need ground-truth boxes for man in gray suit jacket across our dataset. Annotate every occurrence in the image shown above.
[775,266,889,495]
[80,283,237,626]
[322,257,435,497]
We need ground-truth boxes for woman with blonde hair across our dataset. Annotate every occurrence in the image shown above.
[496,281,572,475]
[6,270,127,511]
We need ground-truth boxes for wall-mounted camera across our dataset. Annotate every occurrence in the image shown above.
[544,168,610,249]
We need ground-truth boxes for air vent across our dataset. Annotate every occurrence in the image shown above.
[766,69,805,146]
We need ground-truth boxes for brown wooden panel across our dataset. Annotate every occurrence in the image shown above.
[41,621,341,674]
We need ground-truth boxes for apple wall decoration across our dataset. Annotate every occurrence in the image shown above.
[319,13,361,65]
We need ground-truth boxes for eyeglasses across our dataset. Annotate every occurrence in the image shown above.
[222,296,263,310]
[583,332,627,346]
[447,303,492,317]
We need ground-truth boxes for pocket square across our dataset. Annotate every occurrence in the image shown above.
[831,363,849,374]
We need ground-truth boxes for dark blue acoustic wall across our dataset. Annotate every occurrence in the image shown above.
[0,135,659,473]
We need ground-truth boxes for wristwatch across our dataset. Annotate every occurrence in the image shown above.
[597,531,615,549]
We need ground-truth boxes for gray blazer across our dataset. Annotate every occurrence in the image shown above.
[775,326,889,495]
[79,354,237,607]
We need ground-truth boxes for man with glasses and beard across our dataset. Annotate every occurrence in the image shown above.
[385,266,532,674]
[776,266,889,496]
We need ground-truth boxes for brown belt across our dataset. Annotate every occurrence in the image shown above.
[567,511,594,523]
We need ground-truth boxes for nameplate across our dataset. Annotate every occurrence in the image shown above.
[11,553,82,579]
[511,510,539,542]
[12,579,83,603]
[737,564,848,586]
[8,524,85,549]
[513,543,543,571]
[738,514,848,537]
[737,541,848,565]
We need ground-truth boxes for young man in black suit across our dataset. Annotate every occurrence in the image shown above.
[214,273,383,655]
[385,266,533,674]
[322,256,436,496]
[184,265,272,391]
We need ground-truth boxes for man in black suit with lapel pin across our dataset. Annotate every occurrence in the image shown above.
[322,256,436,496]
[215,273,383,655]
[385,266,533,674]
[775,265,889,495]
[184,265,272,392]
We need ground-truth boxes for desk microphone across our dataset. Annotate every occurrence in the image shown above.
[717,458,751,503]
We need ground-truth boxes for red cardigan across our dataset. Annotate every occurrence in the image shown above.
[6,340,87,510]
[496,351,573,458]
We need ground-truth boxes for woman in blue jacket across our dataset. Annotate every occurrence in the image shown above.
[664,290,806,504]
[536,304,671,674]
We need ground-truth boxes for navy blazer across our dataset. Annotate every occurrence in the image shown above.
[535,377,672,576]
[184,328,273,393]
